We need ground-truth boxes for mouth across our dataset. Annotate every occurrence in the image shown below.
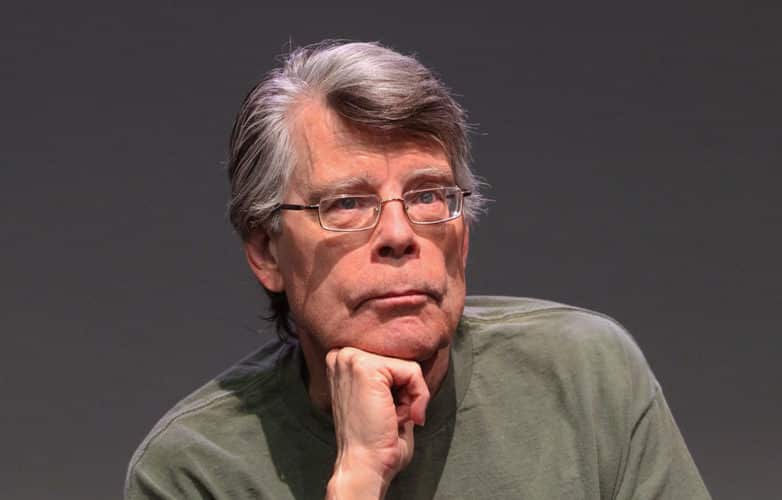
[354,288,441,312]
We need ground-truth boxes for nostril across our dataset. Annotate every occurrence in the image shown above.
[377,243,416,259]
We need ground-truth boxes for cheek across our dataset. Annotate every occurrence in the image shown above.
[274,233,322,315]
[279,233,365,316]
[441,227,468,280]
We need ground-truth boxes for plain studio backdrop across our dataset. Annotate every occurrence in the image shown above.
[2,2,780,498]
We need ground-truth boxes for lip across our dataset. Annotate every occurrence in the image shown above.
[355,289,436,311]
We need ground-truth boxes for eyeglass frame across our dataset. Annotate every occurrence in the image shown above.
[271,186,472,232]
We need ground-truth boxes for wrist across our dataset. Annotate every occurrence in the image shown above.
[326,456,390,500]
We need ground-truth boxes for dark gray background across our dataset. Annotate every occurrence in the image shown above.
[2,2,780,499]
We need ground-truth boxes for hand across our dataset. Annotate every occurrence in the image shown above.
[325,347,430,499]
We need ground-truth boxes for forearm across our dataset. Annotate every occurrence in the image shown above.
[326,463,389,500]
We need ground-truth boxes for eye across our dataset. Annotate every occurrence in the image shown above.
[410,188,445,205]
[418,190,436,204]
[321,195,373,213]
[336,197,358,210]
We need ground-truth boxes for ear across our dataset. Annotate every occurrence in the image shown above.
[243,230,285,292]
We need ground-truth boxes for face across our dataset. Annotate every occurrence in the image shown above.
[247,100,469,366]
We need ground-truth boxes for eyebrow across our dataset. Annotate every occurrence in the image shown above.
[402,166,455,187]
[305,177,375,204]
[304,165,455,203]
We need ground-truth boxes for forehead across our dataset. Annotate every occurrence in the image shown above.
[289,100,453,193]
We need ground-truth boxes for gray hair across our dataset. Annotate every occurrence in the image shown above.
[226,40,486,334]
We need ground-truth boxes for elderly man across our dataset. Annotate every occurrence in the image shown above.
[125,41,710,499]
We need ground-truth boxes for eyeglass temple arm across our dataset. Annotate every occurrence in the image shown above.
[274,203,320,212]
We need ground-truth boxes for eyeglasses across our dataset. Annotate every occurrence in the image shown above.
[273,186,471,232]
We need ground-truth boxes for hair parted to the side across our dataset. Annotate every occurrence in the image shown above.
[227,40,486,337]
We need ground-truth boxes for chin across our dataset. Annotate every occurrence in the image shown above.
[350,315,451,361]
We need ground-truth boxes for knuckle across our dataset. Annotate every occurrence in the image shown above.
[325,349,339,368]
[337,347,358,365]
[349,351,373,372]
[410,360,423,378]
[330,347,367,374]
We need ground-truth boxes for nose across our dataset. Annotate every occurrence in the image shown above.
[372,198,419,260]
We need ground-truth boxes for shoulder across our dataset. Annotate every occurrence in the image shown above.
[463,295,640,350]
[461,295,658,406]
[125,338,293,498]
[463,295,647,359]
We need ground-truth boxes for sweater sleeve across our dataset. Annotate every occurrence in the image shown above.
[612,373,711,499]
[124,434,217,500]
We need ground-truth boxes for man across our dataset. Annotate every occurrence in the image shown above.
[125,41,710,499]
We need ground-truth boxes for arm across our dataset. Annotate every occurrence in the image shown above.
[613,386,711,500]
[324,348,430,500]
[125,448,213,500]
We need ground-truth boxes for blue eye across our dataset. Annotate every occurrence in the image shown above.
[336,197,358,209]
[418,191,435,204]
[322,196,370,213]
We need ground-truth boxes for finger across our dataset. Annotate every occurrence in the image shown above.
[395,400,410,424]
[325,348,343,375]
[380,359,430,426]
[397,420,416,468]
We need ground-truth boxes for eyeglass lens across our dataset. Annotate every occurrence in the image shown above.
[318,187,463,231]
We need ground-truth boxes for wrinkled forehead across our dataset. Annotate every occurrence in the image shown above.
[287,99,453,196]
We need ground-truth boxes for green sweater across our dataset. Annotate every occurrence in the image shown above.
[125,296,710,499]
